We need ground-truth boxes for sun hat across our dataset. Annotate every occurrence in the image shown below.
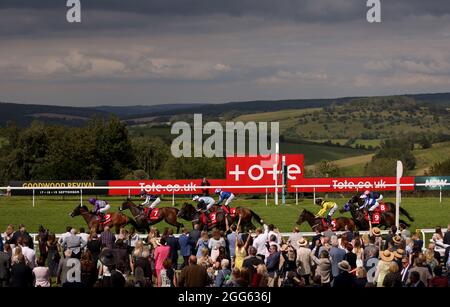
[297,238,308,247]
[392,235,402,245]
[394,248,405,259]
[338,260,351,272]
[371,227,381,237]
[380,249,394,262]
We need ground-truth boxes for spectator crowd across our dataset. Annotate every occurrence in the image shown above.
[0,219,449,288]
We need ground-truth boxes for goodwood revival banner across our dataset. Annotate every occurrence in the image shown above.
[8,180,109,196]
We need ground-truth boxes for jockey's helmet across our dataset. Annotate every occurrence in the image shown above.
[364,190,370,195]
[88,198,96,205]
[315,198,323,205]
[215,188,221,194]
[140,191,147,197]
[193,195,200,201]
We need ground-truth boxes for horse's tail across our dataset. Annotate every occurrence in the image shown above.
[250,210,263,225]
[399,207,414,222]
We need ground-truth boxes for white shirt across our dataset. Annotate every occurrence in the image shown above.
[58,232,71,245]
[22,246,36,268]
[268,230,282,245]
[78,233,89,244]
[253,225,269,258]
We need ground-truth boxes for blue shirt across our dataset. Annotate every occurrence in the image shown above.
[179,234,193,257]
[226,233,242,257]
[217,191,233,205]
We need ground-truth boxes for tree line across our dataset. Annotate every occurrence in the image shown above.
[0,118,225,183]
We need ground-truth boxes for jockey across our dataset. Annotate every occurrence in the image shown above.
[140,191,161,218]
[215,189,235,212]
[314,198,338,226]
[88,198,110,222]
[193,195,215,224]
[359,190,384,221]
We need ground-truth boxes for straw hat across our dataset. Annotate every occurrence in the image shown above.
[371,227,381,237]
[297,238,308,247]
[392,235,402,245]
[394,248,405,259]
[338,260,351,272]
[380,250,394,262]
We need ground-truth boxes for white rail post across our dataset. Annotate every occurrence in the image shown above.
[274,143,279,206]
[80,189,83,204]
[313,188,316,205]
[265,188,268,206]
[128,189,131,199]
[32,189,35,208]
[172,191,175,206]
[296,188,298,205]
[440,186,442,204]
[395,161,403,230]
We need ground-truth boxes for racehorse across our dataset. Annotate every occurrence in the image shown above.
[296,209,356,232]
[177,202,263,231]
[347,194,414,222]
[119,199,184,233]
[69,204,137,234]
[340,199,410,230]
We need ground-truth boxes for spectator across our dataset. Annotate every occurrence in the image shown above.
[179,228,193,269]
[200,177,211,196]
[62,228,87,259]
[10,254,33,287]
[2,225,14,247]
[189,224,201,255]
[78,227,89,246]
[100,249,126,288]
[197,247,213,268]
[374,250,394,287]
[215,258,231,287]
[429,266,447,287]
[267,224,282,245]
[243,246,264,283]
[154,237,170,286]
[196,231,210,258]
[288,227,302,250]
[0,243,11,287]
[310,229,322,251]
[353,239,364,268]
[443,224,450,245]
[226,224,241,262]
[165,228,180,270]
[432,227,444,242]
[407,271,425,288]
[37,226,48,262]
[425,243,440,271]
[266,244,281,287]
[11,224,33,249]
[234,226,251,270]
[46,233,60,278]
[407,254,432,287]
[178,255,210,287]
[100,226,115,250]
[332,260,356,287]
[399,224,411,239]
[393,248,405,268]
[312,250,332,287]
[382,262,402,287]
[57,250,82,287]
[355,267,367,288]
[391,234,403,251]
[400,257,411,286]
[127,226,139,253]
[21,237,36,268]
[252,224,269,261]
[252,264,269,287]
[344,243,357,270]
[113,239,129,274]
[58,226,72,250]
[132,242,152,286]
[296,238,312,285]
[32,256,50,287]
[80,250,97,287]
[208,229,226,262]
[160,258,176,287]
[279,244,297,282]
[384,225,397,250]
[87,231,102,265]
[329,235,346,281]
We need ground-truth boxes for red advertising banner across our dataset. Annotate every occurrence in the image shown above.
[289,176,415,193]
[225,154,304,193]
[108,179,226,196]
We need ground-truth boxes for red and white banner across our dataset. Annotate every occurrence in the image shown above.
[108,179,226,196]
[290,176,415,193]
[225,154,304,192]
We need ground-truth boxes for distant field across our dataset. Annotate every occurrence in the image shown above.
[312,141,450,176]
[281,142,370,165]
[234,108,322,123]
[0,196,447,233]
[309,139,382,149]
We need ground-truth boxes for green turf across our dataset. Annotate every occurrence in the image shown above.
[0,196,448,234]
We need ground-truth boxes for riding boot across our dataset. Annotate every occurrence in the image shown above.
[204,209,212,224]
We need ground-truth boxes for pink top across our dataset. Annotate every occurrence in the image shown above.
[154,245,171,270]
[32,266,50,287]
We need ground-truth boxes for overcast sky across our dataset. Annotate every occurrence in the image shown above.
[1,0,450,106]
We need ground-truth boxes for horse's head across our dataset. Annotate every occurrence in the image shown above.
[120,199,131,211]
[177,202,194,219]
[296,209,308,225]
[70,204,89,217]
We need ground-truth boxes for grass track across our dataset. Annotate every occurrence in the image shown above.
[0,196,448,234]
